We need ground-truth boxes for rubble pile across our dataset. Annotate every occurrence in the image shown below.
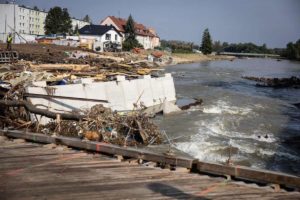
[0,43,166,146]
[42,104,162,146]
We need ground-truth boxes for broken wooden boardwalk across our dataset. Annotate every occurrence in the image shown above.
[1,136,300,199]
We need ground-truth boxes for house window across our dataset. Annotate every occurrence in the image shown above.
[105,34,111,40]
[115,34,118,41]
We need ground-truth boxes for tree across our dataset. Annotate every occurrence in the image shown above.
[212,40,222,52]
[44,7,72,35]
[122,14,142,51]
[73,24,79,35]
[285,39,300,60]
[201,28,212,54]
[62,8,73,34]
[83,15,91,23]
[33,6,39,11]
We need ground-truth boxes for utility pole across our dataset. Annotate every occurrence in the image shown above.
[5,14,7,34]
[13,0,16,43]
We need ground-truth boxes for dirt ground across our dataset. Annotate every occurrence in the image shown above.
[0,43,86,64]
[171,53,235,64]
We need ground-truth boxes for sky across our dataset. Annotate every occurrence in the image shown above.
[8,0,300,48]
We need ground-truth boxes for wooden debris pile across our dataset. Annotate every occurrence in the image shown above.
[43,104,162,146]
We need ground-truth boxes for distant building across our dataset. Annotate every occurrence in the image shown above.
[0,3,90,43]
[71,18,90,31]
[100,16,160,49]
[78,24,122,52]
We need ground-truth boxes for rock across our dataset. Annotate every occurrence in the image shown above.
[163,101,181,115]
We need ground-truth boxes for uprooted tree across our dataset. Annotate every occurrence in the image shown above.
[122,14,142,51]
[44,7,72,35]
[201,28,213,55]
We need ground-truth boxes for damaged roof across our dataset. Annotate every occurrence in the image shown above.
[79,25,122,36]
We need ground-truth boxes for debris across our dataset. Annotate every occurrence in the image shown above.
[13,138,26,143]
[243,76,300,88]
[43,143,57,149]
[0,135,8,143]
[0,43,174,147]
[180,98,203,110]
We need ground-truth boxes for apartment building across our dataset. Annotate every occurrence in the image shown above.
[0,3,89,42]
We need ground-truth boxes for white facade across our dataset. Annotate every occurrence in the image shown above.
[136,35,152,49]
[79,29,123,51]
[100,16,160,50]
[0,3,90,43]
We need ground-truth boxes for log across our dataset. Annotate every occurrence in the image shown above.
[0,100,84,120]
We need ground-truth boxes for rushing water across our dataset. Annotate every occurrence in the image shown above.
[156,58,300,175]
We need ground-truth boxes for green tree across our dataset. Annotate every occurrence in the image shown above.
[285,40,300,60]
[73,24,79,35]
[122,14,142,51]
[212,40,222,52]
[44,7,72,35]
[62,8,72,34]
[201,28,212,54]
[83,15,91,23]
[33,6,39,11]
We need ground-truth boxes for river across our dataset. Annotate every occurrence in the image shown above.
[156,58,300,176]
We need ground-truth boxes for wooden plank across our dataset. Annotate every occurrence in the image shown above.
[1,129,196,168]
[1,142,299,200]
[197,161,300,189]
[2,129,300,190]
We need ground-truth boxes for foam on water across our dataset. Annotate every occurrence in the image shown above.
[202,100,252,115]
[175,100,282,166]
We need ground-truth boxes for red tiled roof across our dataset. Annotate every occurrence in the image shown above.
[105,16,158,38]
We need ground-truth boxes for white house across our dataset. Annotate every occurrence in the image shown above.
[78,25,123,52]
[100,16,160,49]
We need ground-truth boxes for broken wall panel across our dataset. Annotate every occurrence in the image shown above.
[25,73,176,124]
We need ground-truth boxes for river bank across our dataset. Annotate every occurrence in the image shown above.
[171,53,235,64]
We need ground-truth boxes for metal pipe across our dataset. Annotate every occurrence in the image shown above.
[24,93,109,103]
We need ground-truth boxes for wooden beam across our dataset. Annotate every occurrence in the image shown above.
[197,161,300,188]
[2,129,299,188]
[1,129,196,168]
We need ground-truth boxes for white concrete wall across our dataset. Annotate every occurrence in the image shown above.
[26,73,176,124]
